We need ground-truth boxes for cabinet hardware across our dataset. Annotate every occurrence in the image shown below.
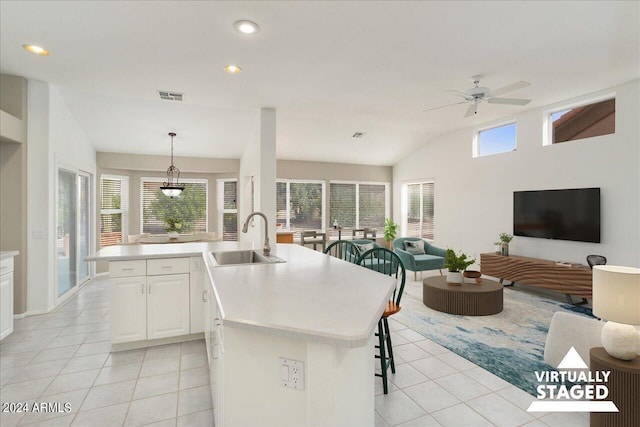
[141,284,144,294]
[161,266,173,269]
[202,290,208,302]
[148,284,151,294]
[122,268,134,271]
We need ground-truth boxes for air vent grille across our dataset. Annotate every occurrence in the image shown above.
[352,132,366,138]
[158,91,183,101]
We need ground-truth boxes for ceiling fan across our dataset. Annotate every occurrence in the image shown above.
[424,76,531,117]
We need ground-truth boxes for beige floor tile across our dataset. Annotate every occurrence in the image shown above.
[467,393,535,427]
[43,369,100,396]
[80,379,136,411]
[17,388,88,425]
[177,409,214,427]
[177,385,212,416]
[144,343,181,361]
[8,359,67,384]
[140,356,180,378]
[403,380,461,413]
[60,353,109,374]
[133,371,179,400]
[94,362,141,386]
[2,377,54,401]
[431,403,494,427]
[104,348,146,367]
[410,356,458,380]
[180,340,205,355]
[179,366,209,390]
[434,372,492,401]
[374,390,427,426]
[125,392,178,426]
[30,346,80,364]
[72,402,129,426]
[74,342,111,357]
[179,351,207,370]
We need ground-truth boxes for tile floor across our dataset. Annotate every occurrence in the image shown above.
[0,276,588,426]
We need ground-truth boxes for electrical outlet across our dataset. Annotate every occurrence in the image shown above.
[279,357,304,391]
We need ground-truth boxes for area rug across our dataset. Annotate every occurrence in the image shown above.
[394,278,595,395]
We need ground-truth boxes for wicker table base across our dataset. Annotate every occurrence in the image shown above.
[423,276,503,315]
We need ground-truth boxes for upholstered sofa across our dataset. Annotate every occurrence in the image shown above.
[392,237,446,280]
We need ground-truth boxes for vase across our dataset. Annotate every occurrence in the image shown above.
[501,243,509,256]
[446,270,463,285]
[168,231,179,239]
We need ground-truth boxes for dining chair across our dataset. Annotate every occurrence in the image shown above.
[356,247,406,394]
[324,240,360,263]
[300,230,327,252]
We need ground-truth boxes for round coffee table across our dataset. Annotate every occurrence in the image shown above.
[422,276,503,315]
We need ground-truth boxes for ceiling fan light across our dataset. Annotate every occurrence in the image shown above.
[162,132,184,198]
[160,186,184,198]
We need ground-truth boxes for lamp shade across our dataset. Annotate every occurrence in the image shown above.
[592,265,640,325]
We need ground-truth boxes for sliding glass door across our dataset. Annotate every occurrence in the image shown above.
[57,167,93,299]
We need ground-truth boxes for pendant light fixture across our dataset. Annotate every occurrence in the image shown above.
[160,132,185,197]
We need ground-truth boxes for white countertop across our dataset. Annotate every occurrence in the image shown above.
[88,242,397,347]
[1,250,19,260]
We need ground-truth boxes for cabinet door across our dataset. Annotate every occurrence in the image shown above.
[189,257,205,334]
[147,273,190,340]
[109,276,147,343]
[0,272,14,340]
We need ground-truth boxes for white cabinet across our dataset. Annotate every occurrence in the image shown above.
[109,276,147,343]
[109,257,194,344]
[189,257,205,334]
[204,270,224,426]
[1,256,15,340]
[147,273,190,340]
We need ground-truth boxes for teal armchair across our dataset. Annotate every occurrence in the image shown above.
[392,237,446,280]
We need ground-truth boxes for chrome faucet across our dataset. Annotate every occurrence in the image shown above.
[241,211,271,256]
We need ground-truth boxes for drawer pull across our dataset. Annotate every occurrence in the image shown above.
[142,284,144,294]
[202,290,208,302]
[161,266,173,269]
[148,284,151,294]
[122,268,135,271]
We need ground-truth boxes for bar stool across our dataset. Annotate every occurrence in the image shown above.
[300,230,327,252]
[324,240,360,263]
[356,247,406,394]
[352,227,377,240]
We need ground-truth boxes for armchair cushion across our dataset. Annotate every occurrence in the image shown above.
[353,242,375,254]
[414,254,445,271]
[404,240,426,255]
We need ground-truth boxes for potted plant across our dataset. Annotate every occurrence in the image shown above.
[444,249,476,284]
[499,233,513,256]
[383,218,399,249]
[165,218,182,239]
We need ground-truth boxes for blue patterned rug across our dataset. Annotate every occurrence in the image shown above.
[394,278,595,395]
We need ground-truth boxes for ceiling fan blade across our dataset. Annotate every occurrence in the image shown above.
[488,97,532,105]
[464,104,476,117]
[488,81,530,97]
[423,101,467,112]
[446,89,469,99]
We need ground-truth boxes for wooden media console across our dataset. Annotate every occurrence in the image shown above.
[480,253,592,300]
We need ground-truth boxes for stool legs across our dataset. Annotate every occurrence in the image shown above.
[375,317,395,394]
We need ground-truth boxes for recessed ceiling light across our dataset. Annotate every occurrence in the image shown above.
[224,65,242,74]
[234,20,259,34]
[23,44,49,56]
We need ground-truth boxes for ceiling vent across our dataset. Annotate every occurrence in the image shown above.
[158,91,183,101]
[352,132,366,138]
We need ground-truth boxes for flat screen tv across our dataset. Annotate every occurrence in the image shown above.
[513,188,600,243]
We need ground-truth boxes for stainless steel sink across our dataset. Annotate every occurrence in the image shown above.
[211,250,271,266]
[209,250,286,267]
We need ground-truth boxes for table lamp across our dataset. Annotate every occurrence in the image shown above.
[592,265,640,360]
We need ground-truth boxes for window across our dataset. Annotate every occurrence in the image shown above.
[329,182,390,238]
[100,175,128,247]
[217,179,238,241]
[403,181,434,240]
[141,178,208,234]
[474,122,517,157]
[276,180,325,232]
[547,97,615,144]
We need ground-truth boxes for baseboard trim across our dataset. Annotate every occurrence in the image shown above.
[111,333,205,352]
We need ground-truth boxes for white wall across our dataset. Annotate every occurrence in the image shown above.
[27,81,96,314]
[238,108,276,250]
[393,80,640,267]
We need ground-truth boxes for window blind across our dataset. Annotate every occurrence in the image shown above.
[100,176,128,247]
[405,181,434,240]
[217,179,238,241]
[276,180,324,232]
[329,182,388,239]
[142,179,207,234]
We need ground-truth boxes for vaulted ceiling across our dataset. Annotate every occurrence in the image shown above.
[1,1,638,166]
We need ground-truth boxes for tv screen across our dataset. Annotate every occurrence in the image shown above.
[513,188,600,243]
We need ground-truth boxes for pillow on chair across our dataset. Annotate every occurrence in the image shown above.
[354,242,375,254]
[404,240,425,255]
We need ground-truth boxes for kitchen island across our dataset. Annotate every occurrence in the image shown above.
[87,242,397,426]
